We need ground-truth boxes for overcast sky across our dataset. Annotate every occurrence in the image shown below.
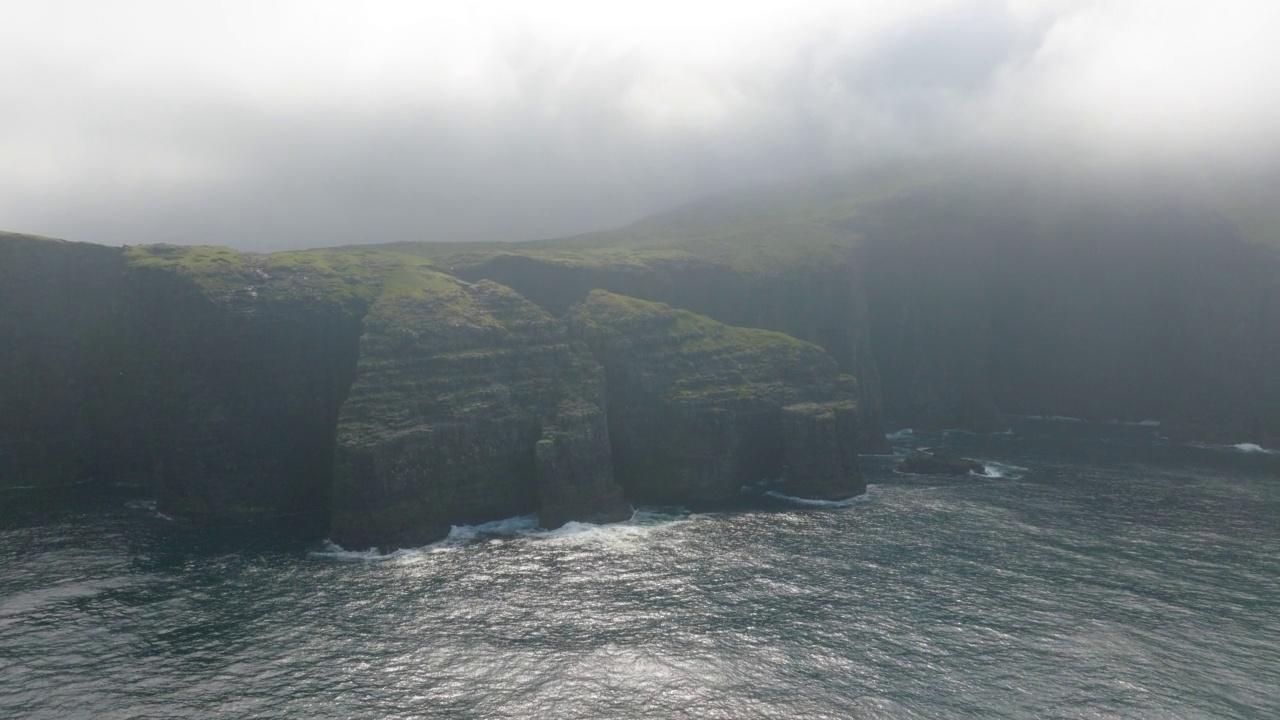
[2,0,1277,250]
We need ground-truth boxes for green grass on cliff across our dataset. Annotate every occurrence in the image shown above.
[123,244,450,308]
[578,289,814,353]
[574,290,849,404]
[312,167,931,278]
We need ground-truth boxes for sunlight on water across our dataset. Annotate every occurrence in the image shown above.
[2,423,1278,719]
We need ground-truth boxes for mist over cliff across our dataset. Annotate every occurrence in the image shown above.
[3,0,1277,250]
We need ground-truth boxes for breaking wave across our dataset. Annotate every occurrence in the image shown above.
[974,462,1027,479]
[1189,442,1279,456]
[763,490,868,508]
[886,428,914,440]
[312,507,694,561]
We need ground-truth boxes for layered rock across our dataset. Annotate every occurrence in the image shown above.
[779,402,864,498]
[568,290,863,504]
[535,400,632,530]
[451,253,890,453]
[331,272,628,550]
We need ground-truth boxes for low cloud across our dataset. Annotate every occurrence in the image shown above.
[1,0,1276,249]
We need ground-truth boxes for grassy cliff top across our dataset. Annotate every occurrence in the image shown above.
[0,231,67,244]
[316,168,933,276]
[123,244,445,308]
[103,171,918,310]
[571,290,855,404]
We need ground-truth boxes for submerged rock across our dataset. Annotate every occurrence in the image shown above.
[896,450,985,476]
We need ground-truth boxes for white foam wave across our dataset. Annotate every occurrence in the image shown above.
[764,490,867,508]
[312,508,694,561]
[122,498,174,521]
[1189,441,1279,455]
[973,461,1027,479]
[1018,414,1085,422]
[885,428,914,440]
[312,541,388,562]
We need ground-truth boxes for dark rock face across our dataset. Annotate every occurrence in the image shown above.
[330,274,629,550]
[568,290,863,504]
[896,452,985,476]
[0,237,362,532]
[128,267,363,526]
[780,402,865,499]
[535,400,632,530]
[0,235,131,490]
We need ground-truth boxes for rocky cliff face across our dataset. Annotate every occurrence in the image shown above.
[451,254,889,453]
[5,169,1276,546]
[330,271,630,550]
[568,290,864,504]
[1,234,866,548]
[0,234,132,490]
[0,238,366,530]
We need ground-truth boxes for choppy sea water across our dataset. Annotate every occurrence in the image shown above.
[2,421,1278,719]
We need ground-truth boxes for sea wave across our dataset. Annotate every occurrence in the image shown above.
[312,507,694,561]
[1189,441,1278,455]
[974,461,1027,479]
[886,428,914,440]
[123,498,174,521]
[763,490,868,508]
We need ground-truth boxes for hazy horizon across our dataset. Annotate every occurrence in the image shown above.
[4,0,1278,250]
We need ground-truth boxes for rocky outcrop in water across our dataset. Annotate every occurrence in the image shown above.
[896,451,985,476]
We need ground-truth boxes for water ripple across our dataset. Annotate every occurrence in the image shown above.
[3,427,1278,718]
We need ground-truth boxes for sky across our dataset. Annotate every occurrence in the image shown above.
[2,0,1277,250]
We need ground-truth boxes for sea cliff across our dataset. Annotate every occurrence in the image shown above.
[3,172,1277,547]
[0,234,865,549]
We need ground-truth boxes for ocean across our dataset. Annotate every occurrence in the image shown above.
[3,420,1277,718]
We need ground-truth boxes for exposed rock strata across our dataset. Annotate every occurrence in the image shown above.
[780,402,864,498]
[568,290,863,504]
[452,254,890,454]
[330,272,629,550]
